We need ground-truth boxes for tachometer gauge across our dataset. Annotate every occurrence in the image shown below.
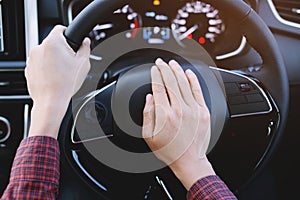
[113,5,141,39]
[89,5,141,48]
[172,1,225,47]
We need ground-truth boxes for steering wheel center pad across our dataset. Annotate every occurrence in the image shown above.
[111,58,227,154]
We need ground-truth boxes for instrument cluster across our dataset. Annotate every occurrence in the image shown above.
[70,0,245,59]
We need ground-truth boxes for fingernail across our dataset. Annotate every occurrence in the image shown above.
[146,94,153,102]
[169,60,176,64]
[147,94,152,99]
[186,69,193,74]
[83,37,91,46]
[155,58,163,63]
[151,65,158,71]
[169,60,179,69]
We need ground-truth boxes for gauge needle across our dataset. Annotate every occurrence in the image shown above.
[93,23,113,31]
[178,24,199,41]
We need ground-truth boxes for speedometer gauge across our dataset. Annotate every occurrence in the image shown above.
[172,1,225,47]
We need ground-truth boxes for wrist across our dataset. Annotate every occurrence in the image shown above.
[28,100,70,139]
[170,156,216,190]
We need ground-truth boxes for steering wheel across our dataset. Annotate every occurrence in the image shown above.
[58,0,289,199]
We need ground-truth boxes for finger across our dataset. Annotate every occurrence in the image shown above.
[155,58,183,107]
[76,37,91,58]
[41,25,77,56]
[142,94,155,139]
[169,60,195,106]
[50,25,67,35]
[185,69,206,106]
[151,65,170,108]
[42,25,66,45]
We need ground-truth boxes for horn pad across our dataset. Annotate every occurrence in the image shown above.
[110,61,224,153]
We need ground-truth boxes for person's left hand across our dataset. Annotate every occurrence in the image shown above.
[25,25,91,108]
[25,25,91,138]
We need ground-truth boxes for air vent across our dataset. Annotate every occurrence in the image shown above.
[273,0,300,24]
[0,72,28,95]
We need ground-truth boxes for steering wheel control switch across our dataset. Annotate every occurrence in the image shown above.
[238,83,252,92]
[221,69,272,117]
[0,116,10,144]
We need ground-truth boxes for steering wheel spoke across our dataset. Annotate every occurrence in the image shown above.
[211,67,274,118]
[71,81,116,146]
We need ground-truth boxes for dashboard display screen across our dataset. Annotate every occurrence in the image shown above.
[0,2,4,52]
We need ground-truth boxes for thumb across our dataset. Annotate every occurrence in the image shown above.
[76,37,91,58]
[142,94,155,139]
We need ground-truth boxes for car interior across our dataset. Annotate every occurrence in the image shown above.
[0,0,299,199]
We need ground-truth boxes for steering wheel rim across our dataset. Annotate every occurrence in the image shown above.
[60,0,289,198]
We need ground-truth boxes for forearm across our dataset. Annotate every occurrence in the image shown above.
[28,101,69,139]
[1,136,60,200]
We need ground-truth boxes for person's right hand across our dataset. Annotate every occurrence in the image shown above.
[143,58,215,190]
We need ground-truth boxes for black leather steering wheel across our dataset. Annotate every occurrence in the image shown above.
[59,0,289,199]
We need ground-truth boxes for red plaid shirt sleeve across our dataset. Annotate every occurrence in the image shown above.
[187,175,237,200]
[1,136,236,200]
[0,136,60,200]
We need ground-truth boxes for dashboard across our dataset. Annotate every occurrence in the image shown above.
[68,0,246,60]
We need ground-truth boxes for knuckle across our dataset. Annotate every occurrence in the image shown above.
[192,87,201,95]
[52,25,66,35]
[42,38,56,49]
[174,107,183,118]
[29,46,39,58]
[201,108,211,122]
[153,85,166,94]
[55,24,65,30]
[24,68,29,78]
[85,61,91,72]
[143,107,151,116]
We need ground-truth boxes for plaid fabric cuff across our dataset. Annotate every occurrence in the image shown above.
[9,136,60,185]
[1,136,60,199]
[187,175,237,200]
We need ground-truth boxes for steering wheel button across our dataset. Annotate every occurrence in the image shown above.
[228,95,247,105]
[224,83,240,95]
[246,94,264,103]
[238,83,252,92]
